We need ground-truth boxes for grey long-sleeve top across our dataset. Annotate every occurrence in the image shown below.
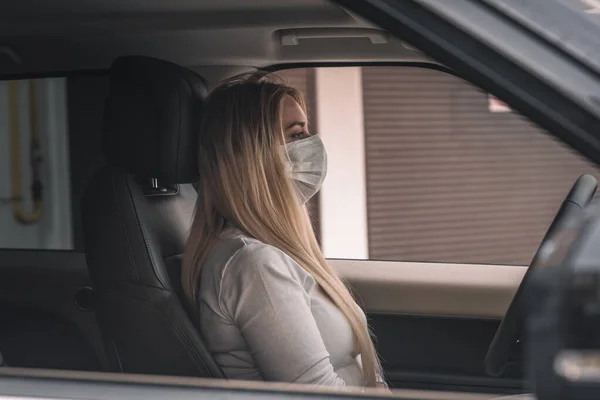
[197,225,365,387]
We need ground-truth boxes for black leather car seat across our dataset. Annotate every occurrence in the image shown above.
[82,56,223,378]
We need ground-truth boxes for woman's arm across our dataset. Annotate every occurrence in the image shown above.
[219,243,350,387]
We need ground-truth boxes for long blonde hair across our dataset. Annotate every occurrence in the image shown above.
[182,72,381,386]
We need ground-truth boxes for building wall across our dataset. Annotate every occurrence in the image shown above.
[362,66,600,265]
[314,67,369,260]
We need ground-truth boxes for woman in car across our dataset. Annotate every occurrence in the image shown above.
[182,73,385,389]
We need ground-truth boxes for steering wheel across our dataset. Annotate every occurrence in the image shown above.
[484,174,598,377]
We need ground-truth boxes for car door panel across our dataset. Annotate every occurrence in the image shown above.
[332,260,526,393]
[370,314,523,394]
[0,250,106,371]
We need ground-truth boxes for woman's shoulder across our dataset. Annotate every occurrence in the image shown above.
[204,225,307,283]
[199,226,318,321]
[216,225,284,260]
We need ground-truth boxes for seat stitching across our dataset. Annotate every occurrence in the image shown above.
[112,340,124,372]
[106,279,171,291]
[125,176,168,289]
[105,288,212,376]
[111,171,139,282]
[174,75,183,179]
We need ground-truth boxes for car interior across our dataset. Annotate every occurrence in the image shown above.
[1,0,599,398]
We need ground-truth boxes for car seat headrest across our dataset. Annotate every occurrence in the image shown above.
[103,56,206,184]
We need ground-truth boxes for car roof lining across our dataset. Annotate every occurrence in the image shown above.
[0,0,435,78]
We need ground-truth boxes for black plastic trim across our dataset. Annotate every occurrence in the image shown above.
[265,61,453,75]
[0,370,431,400]
[334,0,600,167]
[0,69,106,82]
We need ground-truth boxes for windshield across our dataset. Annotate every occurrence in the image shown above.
[482,0,600,75]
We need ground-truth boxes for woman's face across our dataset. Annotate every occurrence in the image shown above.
[282,96,310,143]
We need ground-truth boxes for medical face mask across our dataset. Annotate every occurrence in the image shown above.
[284,135,328,204]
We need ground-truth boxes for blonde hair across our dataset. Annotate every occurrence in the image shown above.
[182,72,381,386]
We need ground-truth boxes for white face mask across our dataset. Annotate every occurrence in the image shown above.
[284,135,328,204]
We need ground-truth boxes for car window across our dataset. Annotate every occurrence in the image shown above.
[0,78,74,250]
[277,66,600,265]
[0,75,109,252]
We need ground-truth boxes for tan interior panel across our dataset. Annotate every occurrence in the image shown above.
[331,260,526,319]
[0,367,504,400]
